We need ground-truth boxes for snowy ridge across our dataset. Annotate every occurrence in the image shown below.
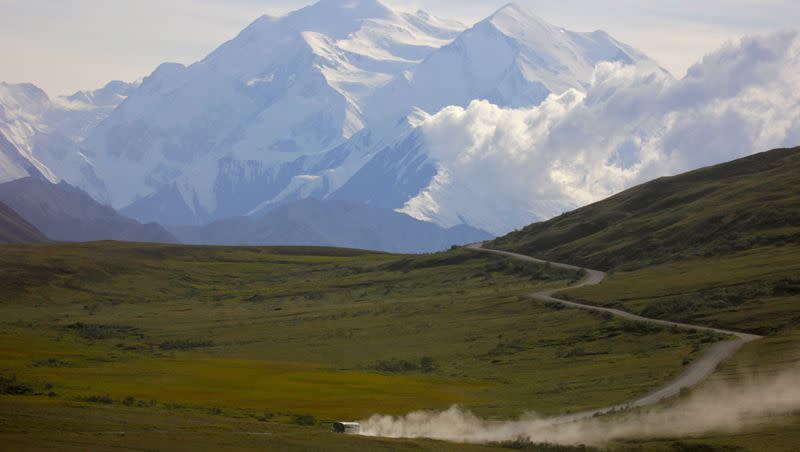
[82,0,464,223]
[0,82,63,183]
[364,3,657,123]
[94,1,652,226]
[0,80,137,201]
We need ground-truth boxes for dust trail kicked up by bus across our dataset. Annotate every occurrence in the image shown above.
[358,366,800,445]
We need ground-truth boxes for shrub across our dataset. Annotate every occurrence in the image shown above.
[557,347,587,358]
[66,323,141,340]
[620,321,663,335]
[80,394,113,404]
[374,358,418,373]
[293,414,316,426]
[0,375,34,395]
[158,339,214,350]
[32,357,72,368]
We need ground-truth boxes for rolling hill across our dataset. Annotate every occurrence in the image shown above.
[0,200,47,243]
[492,146,800,270]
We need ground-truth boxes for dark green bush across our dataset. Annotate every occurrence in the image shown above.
[420,356,435,373]
[66,322,141,340]
[293,414,316,426]
[158,339,214,350]
[0,374,34,395]
[80,394,113,404]
[373,358,418,373]
[32,357,72,368]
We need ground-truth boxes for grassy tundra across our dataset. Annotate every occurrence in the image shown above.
[0,242,703,450]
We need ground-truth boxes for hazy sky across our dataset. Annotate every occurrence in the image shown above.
[0,0,796,95]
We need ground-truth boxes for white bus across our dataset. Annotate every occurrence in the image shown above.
[332,422,361,434]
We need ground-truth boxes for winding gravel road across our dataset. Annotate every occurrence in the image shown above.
[467,243,762,421]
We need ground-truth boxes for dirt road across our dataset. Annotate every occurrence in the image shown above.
[467,243,762,421]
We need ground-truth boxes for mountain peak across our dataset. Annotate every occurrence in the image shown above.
[486,2,552,31]
[294,0,395,23]
[314,0,387,8]
[492,2,527,16]
[226,0,396,44]
[63,80,139,107]
[0,81,51,116]
[0,81,50,102]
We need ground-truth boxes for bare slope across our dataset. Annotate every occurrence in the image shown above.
[171,198,491,253]
[0,200,47,243]
[0,178,176,243]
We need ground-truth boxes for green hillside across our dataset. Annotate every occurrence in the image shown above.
[490,146,800,334]
[493,147,800,271]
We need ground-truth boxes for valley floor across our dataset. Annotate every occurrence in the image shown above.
[0,242,708,450]
[0,242,798,450]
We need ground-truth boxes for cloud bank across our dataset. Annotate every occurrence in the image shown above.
[401,31,800,234]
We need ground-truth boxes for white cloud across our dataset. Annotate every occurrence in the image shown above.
[401,31,800,235]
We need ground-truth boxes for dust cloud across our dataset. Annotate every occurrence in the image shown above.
[358,366,800,445]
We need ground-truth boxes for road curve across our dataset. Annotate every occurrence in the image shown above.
[466,243,762,421]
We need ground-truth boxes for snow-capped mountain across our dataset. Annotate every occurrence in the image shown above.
[0,82,59,183]
[83,0,463,223]
[0,0,667,235]
[364,3,657,122]
[329,124,435,209]
[327,3,659,214]
[89,1,653,226]
[56,80,141,143]
[0,130,47,183]
[0,80,138,200]
[121,106,431,225]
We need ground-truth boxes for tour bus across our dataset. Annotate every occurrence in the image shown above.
[332,422,361,434]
